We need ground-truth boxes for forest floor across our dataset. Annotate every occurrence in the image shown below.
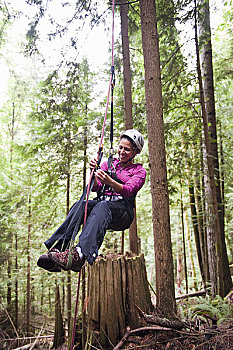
[1,318,233,350]
[1,291,233,350]
[113,319,233,350]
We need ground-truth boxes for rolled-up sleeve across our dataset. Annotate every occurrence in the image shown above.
[120,167,146,197]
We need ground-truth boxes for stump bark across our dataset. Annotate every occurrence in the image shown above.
[87,253,153,347]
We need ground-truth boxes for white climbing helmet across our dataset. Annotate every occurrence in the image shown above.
[120,129,144,153]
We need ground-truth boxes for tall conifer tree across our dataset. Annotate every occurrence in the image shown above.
[139,0,176,316]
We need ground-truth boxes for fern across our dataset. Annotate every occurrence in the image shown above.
[178,294,233,325]
[189,303,220,319]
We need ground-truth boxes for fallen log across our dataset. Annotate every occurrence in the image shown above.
[176,290,207,300]
[12,334,53,350]
[135,305,185,330]
[4,335,54,342]
[4,334,54,349]
[13,345,32,350]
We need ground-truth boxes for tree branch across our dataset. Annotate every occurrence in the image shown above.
[113,326,173,350]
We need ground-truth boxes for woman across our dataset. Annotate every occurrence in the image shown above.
[37,129,146,273]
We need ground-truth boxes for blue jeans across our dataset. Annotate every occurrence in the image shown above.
[44,199,134,264]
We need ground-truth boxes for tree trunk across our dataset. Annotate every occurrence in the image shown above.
[15,232,18,330]
[184,209,197,290]
[49,287,52,316]
[182,137,206,287]
[139,0,176,316]
[188,179,206,287]
[219,123,225,224]
[7,103,16,313]
[180,187,188,294]
[203,139,218,296]
[7,260,12,314]
[194,0,223,297]
[40,277,44,313]
[120,0,140,255]
[176,235,184,294]
[129,207,139,255]
[120,0,133,129]
[198,0,232,296]
[14,108,18,329]
[82,125,88,347]
[87,254,153,348]
[66,172,72,337]
[62,277,65,315]
[53,281,65,348]
[193,141,209,283]
[67,274,72,338]
[26,193,31,336]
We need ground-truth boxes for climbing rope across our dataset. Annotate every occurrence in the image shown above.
[83,0,115,223]
[69,1,115,349]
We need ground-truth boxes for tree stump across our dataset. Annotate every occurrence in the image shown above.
[87,253,153,347]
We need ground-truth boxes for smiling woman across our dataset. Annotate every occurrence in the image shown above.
[37,129,146,272]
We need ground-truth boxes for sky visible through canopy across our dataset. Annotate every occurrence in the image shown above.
[0,0,224,107]
[0,0,120,106]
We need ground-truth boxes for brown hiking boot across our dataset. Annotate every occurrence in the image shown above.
[37,248,61,272]
[48,247,85,272]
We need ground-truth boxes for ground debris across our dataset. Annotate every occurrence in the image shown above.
[113,319,233,350]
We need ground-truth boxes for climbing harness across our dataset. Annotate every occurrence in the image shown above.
[69,1,116,349]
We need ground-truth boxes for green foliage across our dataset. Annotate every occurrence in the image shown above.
[0,0,232,340]
[0,1,12,51]
[0,54,99,324]
[178,295,233,325]
[23,0,108,56]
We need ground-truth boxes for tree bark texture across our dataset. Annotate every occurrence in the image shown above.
[7,260,12,312]
[193,142,209,282]
[180,190,188,294]
[198,0,232,296]
[40,277,44,313]
[66,173,72,337]
[184,209,197,290]
[120,0,140,254]
[219,123,225,224]
[87,254,153,348]
[194,0,223,296]
[129,207,139,255]
[26,194,31,336]
[188,180,206,286]
[53,282,65,348]
[176,235,184,294]
[182,137,206,287]
[82,135,87,347]
[203,141,218,297]
[139,0,176,316]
